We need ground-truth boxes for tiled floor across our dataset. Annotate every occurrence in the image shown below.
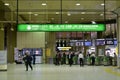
[0,64,120,80]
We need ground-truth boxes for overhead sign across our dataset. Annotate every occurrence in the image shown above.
[18,24,105,32]
[105,39,114,45]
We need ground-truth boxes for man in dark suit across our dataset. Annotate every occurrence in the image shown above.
[67,52,74,67]
[33,54,36,65]
[23,52,33,71]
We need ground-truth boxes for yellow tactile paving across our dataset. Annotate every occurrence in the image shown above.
[104,67,120,77]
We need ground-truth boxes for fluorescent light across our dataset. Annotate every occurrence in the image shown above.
[91,21,96,24]
[34,14,38,16]
[100,13,103,16]
[81,12,85,14]
[65,21,68,23]
[42,3,47,6]
[91,48,95,50]
[76,3,80,6]
[4,3,9,6]
[81,18,84,20]
[10,27,14,31]
[67,13,71,16]
[56,12,59,14]
[101,3,105,6]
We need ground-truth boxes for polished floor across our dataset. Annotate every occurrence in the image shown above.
[0,64,120,80]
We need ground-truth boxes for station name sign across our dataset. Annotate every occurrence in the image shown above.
[17,24,105,32]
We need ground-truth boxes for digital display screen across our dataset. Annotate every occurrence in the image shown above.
[96,39,105,45]
[22,48,42,56]
[105,39,114,45]
[76,42,84,46]
[85,41,92,46]
[22,48,33,55]
[33,48,43,56]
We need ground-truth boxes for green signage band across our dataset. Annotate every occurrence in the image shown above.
[17,24,105,32]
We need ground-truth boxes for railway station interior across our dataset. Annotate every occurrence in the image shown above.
[0,0,120,80]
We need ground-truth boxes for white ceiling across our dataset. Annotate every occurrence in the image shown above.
[2,0,120,23]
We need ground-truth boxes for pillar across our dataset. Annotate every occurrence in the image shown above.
[0,30,4,50]
[0,0,5,50]
[7,24,17,63]
[117,15,120,68]
[45,32,56,63]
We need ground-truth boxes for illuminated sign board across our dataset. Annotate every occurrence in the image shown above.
[85,41,92,46]
[18,24,105,32]
[96,39,105,45]
[57,47,71,50]
[105,39,114,45]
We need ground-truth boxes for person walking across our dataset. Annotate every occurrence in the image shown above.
[91,53,95,65]
[23,52,33,71]
[33,54,36,65]
[78,52,84,67]
[61,53,66,65]
[55,52,61,65]
[67,52,74,67]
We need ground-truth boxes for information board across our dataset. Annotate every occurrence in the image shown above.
[96,39,105,45]
[18,24,105,32]
[105,39,114,45]
[85,41,92,46]
[0,51,7,71]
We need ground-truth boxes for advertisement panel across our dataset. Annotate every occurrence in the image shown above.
[0,50,7,71]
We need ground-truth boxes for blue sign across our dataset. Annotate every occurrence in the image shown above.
[85,41,92,46]
[96,39,105,45]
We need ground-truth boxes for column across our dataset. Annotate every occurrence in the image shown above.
[117,16,120,68]
[45,32,56,63]
[0,29,4,50]
[7,24,17,63]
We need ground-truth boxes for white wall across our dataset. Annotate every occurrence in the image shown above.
[17,32,45,49]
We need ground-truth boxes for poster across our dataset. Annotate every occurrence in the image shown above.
[14,48,19,61]
[46,48,51,57]
[98,49,104,56]
[0,50,7,71]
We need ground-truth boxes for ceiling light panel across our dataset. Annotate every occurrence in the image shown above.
[42,3,47,6]
[4,3,9,6]
[76,3,80,6]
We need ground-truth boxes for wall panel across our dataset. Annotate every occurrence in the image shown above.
[17,32,45,49]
